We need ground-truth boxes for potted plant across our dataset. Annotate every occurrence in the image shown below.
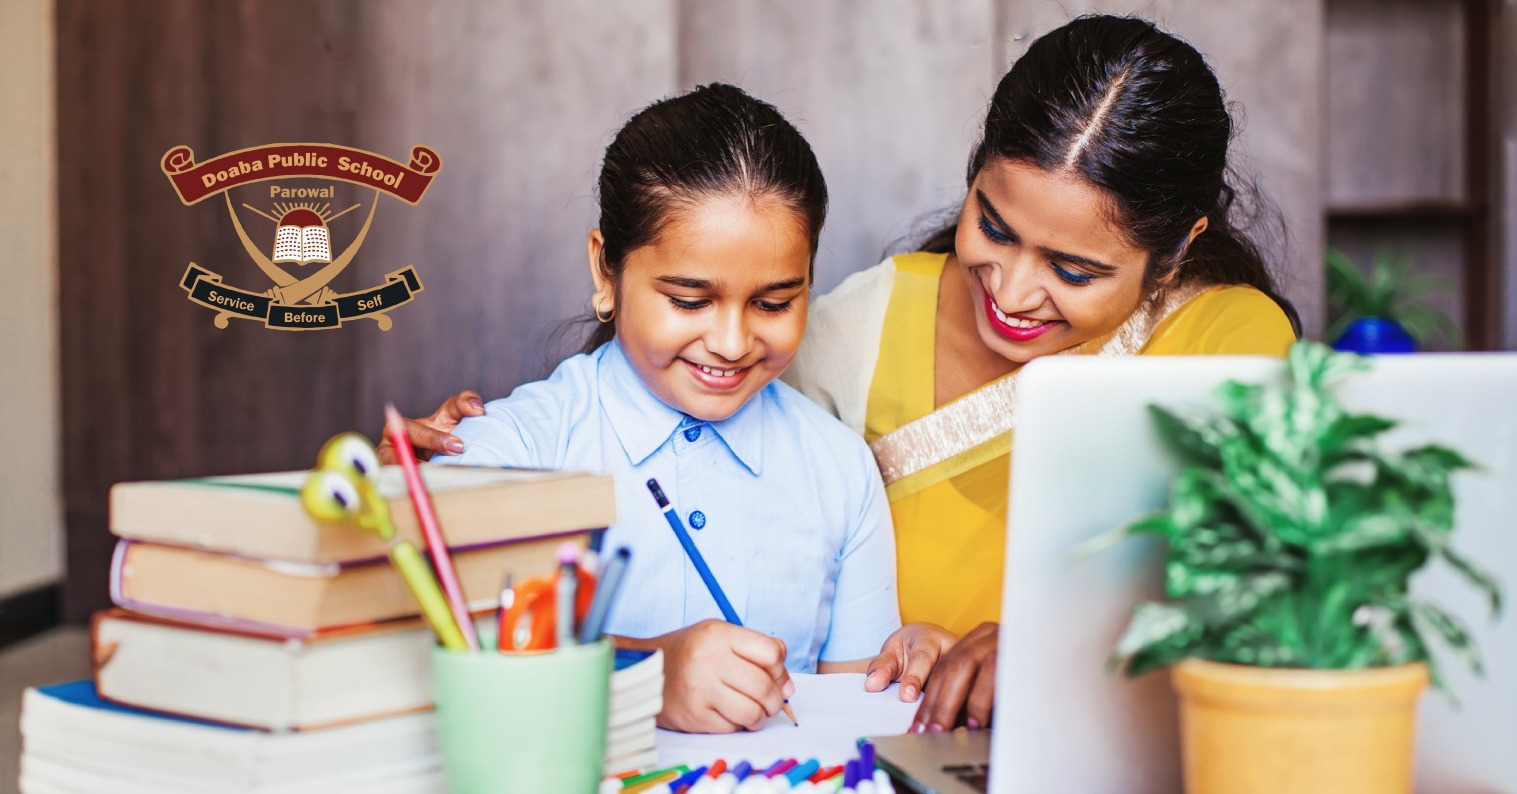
[1088,341,1501,794]
[1325,247,1459,354]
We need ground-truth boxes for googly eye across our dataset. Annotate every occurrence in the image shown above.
[317,432,381,482]
[301,470,362,522]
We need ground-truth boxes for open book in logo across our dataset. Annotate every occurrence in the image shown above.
[273,207,332,265]
[228,194,374,309]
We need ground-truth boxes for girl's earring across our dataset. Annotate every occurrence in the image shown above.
[595,300,615,323]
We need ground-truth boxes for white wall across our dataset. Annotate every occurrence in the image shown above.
[0,0,62,598]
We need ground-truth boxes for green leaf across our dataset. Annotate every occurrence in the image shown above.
[1437,542,1504,617]
[1110,602,1201,676]
[1317,514,1409,555]
[1410,600,1484,676]
[1321,414,1398,458]
[1148,404,1232,466]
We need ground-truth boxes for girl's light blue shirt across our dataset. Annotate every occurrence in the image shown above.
[436,340,900,671]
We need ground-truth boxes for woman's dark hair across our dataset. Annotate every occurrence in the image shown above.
[581,83,829,353]
[922,15,1299,332]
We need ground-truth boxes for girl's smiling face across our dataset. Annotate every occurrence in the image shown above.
[954,158,1170,364]
[590,193,812,422]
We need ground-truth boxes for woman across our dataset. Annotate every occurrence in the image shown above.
[384,15,1297,735]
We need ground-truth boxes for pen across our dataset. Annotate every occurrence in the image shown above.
[556,541,579,647]
[579,546,631,643]
[384,405,479,650]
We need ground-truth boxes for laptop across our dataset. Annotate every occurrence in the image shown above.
[870,353,1517,794]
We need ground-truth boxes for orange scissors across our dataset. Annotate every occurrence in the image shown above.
[498,567,596,652]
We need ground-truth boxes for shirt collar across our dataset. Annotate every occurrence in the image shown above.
[597,340,765,475]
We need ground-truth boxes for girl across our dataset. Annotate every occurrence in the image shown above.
[431,84,900,735]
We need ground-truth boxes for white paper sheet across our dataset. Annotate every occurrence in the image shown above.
[655,673,919,769]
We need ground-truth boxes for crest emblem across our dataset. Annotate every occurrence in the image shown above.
[161,143,441,330]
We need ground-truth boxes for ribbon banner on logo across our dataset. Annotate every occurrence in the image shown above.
[182,264,425,331]
[162,143,442,205]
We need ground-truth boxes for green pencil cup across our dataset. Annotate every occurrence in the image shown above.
[432,635,612,794]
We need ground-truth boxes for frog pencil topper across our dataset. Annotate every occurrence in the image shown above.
[300,432,468,650]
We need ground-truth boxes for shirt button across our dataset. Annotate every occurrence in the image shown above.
[683,425,702,442]
[689,510,707,530]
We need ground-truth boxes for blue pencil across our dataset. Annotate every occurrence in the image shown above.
[646,479,742,625]
[646,478,798,726]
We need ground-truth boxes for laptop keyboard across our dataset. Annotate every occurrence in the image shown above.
[941,762,991,792]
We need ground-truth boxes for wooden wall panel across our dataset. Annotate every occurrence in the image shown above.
[998,0,1328,337]
[351,2,677,431]
[677,0,998,293]
[57,0,367,618]
[1325,0,1467,208]
[1502,3,1517,352]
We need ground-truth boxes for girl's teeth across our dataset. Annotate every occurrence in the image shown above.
[699,364,736,377]
[991,301,1050,329]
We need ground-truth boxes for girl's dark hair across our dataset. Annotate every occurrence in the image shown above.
[922,15,1299,332]
[581,83,829,353]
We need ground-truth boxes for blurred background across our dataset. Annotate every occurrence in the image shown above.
[0,0,1513,635]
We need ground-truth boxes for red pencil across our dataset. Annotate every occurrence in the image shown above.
[384,404,479,650]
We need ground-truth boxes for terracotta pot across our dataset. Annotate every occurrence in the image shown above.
[1171,659,1429,794]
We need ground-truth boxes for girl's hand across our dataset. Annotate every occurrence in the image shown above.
[652,619,795,734]
[863,622,958,703]
[375,390,485,463]
[910,621,999,733]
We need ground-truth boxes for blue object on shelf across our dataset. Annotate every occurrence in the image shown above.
[1333,317,1416,354]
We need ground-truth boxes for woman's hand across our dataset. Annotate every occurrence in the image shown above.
[863,622,957,703]
[375,390,485,464]
[910,621,999,733]
[646,620,795,734]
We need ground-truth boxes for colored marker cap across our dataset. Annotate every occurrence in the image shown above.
[731,760,753,782]
[786,759,821,786]
[670,767,708,789]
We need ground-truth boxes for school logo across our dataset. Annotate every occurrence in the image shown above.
[161,143,441,330]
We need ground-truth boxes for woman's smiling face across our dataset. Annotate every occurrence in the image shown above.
[953,158,1158,364]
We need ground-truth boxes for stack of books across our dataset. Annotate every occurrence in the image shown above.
[20,653,665,793]
[606,648,665,776]
[20,681,445,793]
[99,465,615,729]
[18,464,654,792]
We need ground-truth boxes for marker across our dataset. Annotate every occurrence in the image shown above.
[623,769,681,794]
[495,570,514,653]
[759,759,788,778]
[766,759,798,779]
[842,761,860,790]
[580,546,631,643]
[730,761,753,782]
[622,766,688,788]
[669,766,708,792]
[556,541,580,647]
[786,759,821,786]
